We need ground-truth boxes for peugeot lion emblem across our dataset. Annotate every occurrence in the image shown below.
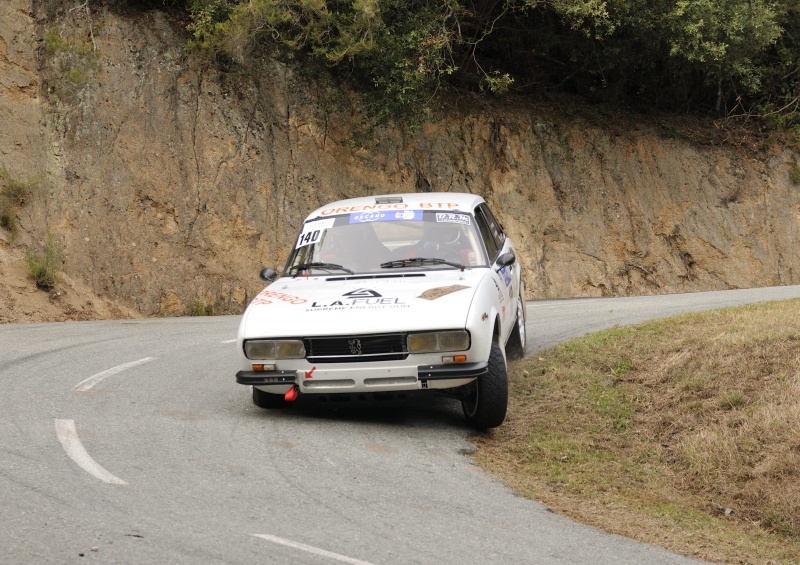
[348,339,363,355]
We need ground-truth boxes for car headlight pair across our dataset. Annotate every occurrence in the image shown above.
[244,331,469,360]
[407,330,470,353]
[244,340,305,360]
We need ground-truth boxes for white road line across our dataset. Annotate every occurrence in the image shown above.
[252,534,377,565]
[73,357,154,391]
[54,419,128,485]
[221,339,237,344]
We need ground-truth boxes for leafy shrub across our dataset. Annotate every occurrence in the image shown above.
[186,0,495,129]
[43,27,100,101]
[181,0,800,129]
[0,166,41,243]
[25,234,62,289]
[189,300,215,316]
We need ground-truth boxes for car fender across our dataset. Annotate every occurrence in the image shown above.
[465,274,502,362]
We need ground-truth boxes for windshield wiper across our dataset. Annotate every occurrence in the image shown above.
[380,257,465,271]
[289,262,354,276]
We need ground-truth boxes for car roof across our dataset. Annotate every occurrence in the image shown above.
[304,192,487,222]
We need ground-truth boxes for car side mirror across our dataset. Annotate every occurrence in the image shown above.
[495,252,516,269]
[259,268,277,282]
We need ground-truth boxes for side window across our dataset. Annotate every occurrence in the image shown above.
[478,203,505,253]
[474,207,499,259]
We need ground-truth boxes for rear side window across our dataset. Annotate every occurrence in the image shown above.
[474,206,499,259]
[479,203,505,250]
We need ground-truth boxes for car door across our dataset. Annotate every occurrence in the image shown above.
[474,203,518,341]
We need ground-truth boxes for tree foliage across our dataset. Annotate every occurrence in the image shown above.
[176,0,800,129]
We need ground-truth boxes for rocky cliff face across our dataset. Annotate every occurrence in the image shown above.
[2,0,799,318]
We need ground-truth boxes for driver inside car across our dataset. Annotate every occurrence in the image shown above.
[418,221,471,264]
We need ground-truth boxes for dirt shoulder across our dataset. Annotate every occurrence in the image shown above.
[0,234,140,324]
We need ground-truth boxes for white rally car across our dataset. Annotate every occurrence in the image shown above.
[236,192,526,429]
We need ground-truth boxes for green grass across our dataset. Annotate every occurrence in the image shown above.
[473,300,800,564]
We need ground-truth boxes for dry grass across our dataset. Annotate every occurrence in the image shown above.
[472,299,800,564]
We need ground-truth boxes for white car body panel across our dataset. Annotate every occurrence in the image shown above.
[240,270,487,337]
[235,192,524,426]
[237,269,506,391]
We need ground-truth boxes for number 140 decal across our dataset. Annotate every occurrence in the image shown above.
[298,229,320,247]
[296,218,335,248]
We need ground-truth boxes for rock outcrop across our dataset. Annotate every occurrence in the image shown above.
[1,0,798,317]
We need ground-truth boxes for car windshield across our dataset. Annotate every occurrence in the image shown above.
[286,210,489,276]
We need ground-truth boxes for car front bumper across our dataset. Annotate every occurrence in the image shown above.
[236,361,487,393]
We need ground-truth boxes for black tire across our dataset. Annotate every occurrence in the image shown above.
[505,291,527,360]
[461,342,508,430]
[252,386,288,409]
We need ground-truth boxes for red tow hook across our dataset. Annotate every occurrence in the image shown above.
[284,385,299,402]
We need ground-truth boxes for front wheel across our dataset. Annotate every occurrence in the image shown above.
[461,342,508,430]
[252,386,288,409]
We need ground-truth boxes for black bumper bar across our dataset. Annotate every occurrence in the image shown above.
[236,370,297,386]
[417,362,488,381]
[237,362,488,387]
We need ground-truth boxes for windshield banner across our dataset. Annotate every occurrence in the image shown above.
[349,210,423,224]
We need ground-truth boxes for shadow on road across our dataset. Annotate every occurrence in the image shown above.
[239,390,476,432]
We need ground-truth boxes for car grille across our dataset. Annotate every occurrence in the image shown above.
[304,334,408,363]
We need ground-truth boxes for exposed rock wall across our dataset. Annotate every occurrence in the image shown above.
[0,0,47,181]
[2,0,799,317]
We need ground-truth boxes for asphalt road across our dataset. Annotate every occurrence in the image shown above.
[2,285,799,565]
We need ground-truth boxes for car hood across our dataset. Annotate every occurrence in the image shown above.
[240,269,488,338]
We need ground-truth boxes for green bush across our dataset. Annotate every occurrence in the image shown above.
[189,300,215,316]
[0,166,41,243]
[25,234,62,289]
[43,27,100,101]
[181,0,800,129]
[187,0,471,129]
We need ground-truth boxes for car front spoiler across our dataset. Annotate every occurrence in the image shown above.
[236,370,297,386]
[417,362,488,381]
[237,362,488,389]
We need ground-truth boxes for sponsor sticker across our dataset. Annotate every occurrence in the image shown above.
[342,288,383,298]
[296,218,335,249]
[349,210,422,224]
[435,212,471,225]
[491,278,503,299]
[306,289,410,311]
[499,266,513,290]
[318,202,459,216]
[417,285,470,301]
[250,289,308,306]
